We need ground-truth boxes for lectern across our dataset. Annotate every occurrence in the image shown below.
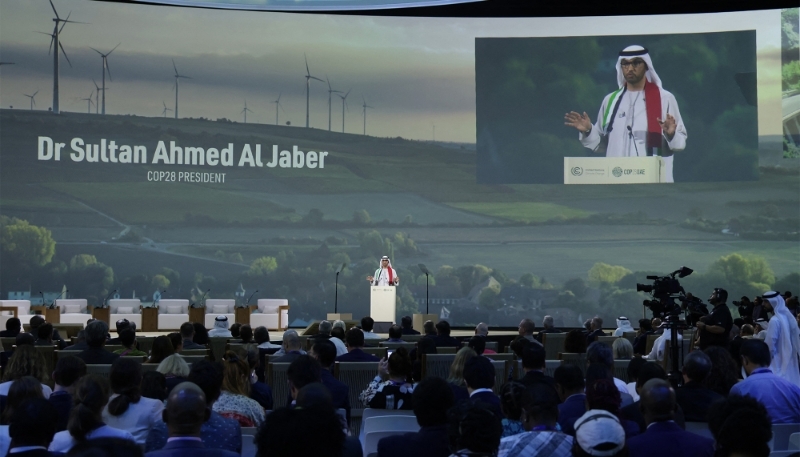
[90,307,110,326]
[564,156,666,184]
[189,307,205,325]
[370,286,396,323]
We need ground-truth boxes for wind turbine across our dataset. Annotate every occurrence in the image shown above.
[335,89,351,133]
[89,43,119,115]
[241,100,253,124]
[161,101,172,118]
[80,91,94,113]
[325,76,341,131]
[171,59,191,119]
[271,93,285,126]
[303,54,323,128]
[23,90,39,111]
[45,0,84,114]
[362,97,374,136]
[91,79,102,114]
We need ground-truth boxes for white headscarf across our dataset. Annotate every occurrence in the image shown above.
[764,290,800,386]
[614,317,633,336]
[214,315,229,330]
[373,256,397,285]
[616,45,663,89]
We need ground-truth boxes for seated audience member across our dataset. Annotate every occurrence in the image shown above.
[468,336,488,356]
[180,323,205,350]
[624,357,647,402]
[67,330,89,352]
[69,438,144,457]
[518,319,538,345]
[0,318,21,337]
[586,317,605,344]
[632,319,654,355]
[76,321,119,365]
[627,379,714,457]
[432,321,460,348]
[498,383,527,438]
[214,351,265,427]
[191,323,209,346]
[553,364,585,435]
[447,347,477,402]
[646,326,681,362]
[34,323,55,346]
[144,382,239,457]
[386,325,404,343]
[740,324,755,338]
[586,342,628,396]
[571,410,628,457]
[7,398,60,457]
[2,376,46,424]
[473,323,497,354]
[360,348,415,409]
[674,351,724,422]
[730,338,800,423]
[50,356,87,432]
[519,344,558,397]
[167,333,183,354]
[49,375,134,452]
[336,328,380,362]
[255,405,346,457]
[102,358,164,446]
[237,345,273,410]
[360,316,381,341]
[141,372,168,403]
[563,330,587,354]
[1,345,53,397]
[707,395,772,457]
[621,362,686,433]
[400,315,420,335]
[377,377,455,457]
[146,336,174,365]
[612,338,633,360]
[207,316,232,338]
[498,383,573,457]
[293,384,360,457]
[29,316,65,349]
[703,346,740,397]
[156,354,190,393]
[463,355,502,418]
[287,355,322,406]
[535,315,560,343]
[310,321,347,356]
[271,330,306,360]
[331,327,347,347]
[613,317,634,337]
[254,326,282,351]
[146,361,242,454]
[754,318,768,340]
[446,401,503,457]
[16,332,35,347]
[113,328,147,357]
[108,319,132,345]
[423,320,436,337]
[332,320,347,333]
[309,340,350,424]
[584,375,638,437]
[238,325,253,344]
[229,323,242,339]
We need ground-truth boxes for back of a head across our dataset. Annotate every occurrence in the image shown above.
[157,353,191,378]
[418,336,438,355]
[108,357,143,416]
[287,355,322,391]
[741,324,754,337]
[520,382,560,426]
[29,315,44,330]
[187,360,224,405]
[401,316,413,329]
[254,326,270,344]
[239,325,253,343]
[592,317,603,329]
[141,371,168,402]
[6,318,20,333]
[436,320,451,336]
[360,316,375,332]
[388,325,402,340]
[332,320,346,331]
[447,401,502,455]
[3,345,48,384]
[3,376,45,424]
[636,362,667,389]
[573,410,626,457]
[295,382,333,411]
[9,398,57,448]
[584,364,613,392]
[521,343,546,370]
[626,356,647,383]
[85,320,109,348]
[554,364,585,392]
[413,377,454,427]
[587,341,613,368]
[230,323,242,338]
[311,339,337,368]
[640,378,675,422]
[256,406,344,457]
[192,323,209,345]
[612,338,633,360]
[282,330,301,351]
[330,326,345,341]
[68,437,144,457]
[519,319,535,335]
[468,336,486,356]
[69,375,110,441]
[179,322,195,339]
[509,337,530,359]
[543,315,554,329]
[167,333,182,352]
[14,332,34,347]
[448,347,477,384]
[585,377,621,415]
[119,327,136,348]
[318,320,332,336]
[475,322,489,336]
[54,356,87,388]
[423,320,435,334]
[165,382,208,436]
[463,355,494,390]
[387,347,412,380]
[740,338,771,367]
[115,319,131,333]
[221,351,251,396]
[708,395,772,457]
[683,350,713,383]
[150,335,175,364]
[638,319,652,332]
[564,330,588,353]
[345,327,365,348]
[37,322,53,341]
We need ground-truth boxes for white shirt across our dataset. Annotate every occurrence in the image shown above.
[257,342,281,350]
[613,377,630,397]
[626,381,640,402]
[0,381,52,397]
[330,337,348,356]
[102,395,165,445]
[647,332,682,362]
[208,328,232,338]
[49,425,135,452]
[372,268,397,286]
[363,331,382,340]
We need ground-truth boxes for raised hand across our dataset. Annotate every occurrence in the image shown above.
[657,114,676,139]
[564,111,593,133]
[366,276,374,283]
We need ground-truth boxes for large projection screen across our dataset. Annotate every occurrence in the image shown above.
[0,1,798,328]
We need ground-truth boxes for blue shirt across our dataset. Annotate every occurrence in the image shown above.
[145,410,242,453]
[730,368,800,424]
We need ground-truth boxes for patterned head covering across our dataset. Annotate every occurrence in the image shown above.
[616,45,663,89]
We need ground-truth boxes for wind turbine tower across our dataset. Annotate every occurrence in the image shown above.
[92,79,102,114]
[325,76,341,131]
[241,100,253,124]
[23,90,39,111]
[161,101,172,118]
[90,43,119,115]
[171,59,191,119]
[362,97,374,136]
[336,89,350,133]
[271,93,285,125]
[303,54,323,128]
[80,91,94,113]
[46,0,83,114]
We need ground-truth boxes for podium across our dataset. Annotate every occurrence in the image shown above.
[189,307,205,325]
[564,156,666,184]
[235,306,257,325]
[370,286,396,324]
[412,314,438,334]
[91,307,110,326]
[142,307,158,332]
[45,307,61,324]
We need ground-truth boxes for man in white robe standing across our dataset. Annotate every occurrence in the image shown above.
[366,256,399,286]
[565,45,687,183]
[763,290,800,386]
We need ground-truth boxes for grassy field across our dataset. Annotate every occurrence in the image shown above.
[447,202,592,223]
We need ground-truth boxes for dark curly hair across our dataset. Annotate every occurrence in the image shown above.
[447,400,502,456]
[703,346,740,397]
[708,395,771,457]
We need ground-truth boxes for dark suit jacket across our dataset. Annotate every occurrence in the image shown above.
[5,449,64,457]
[272,351,303,364]
[321,368,350,424]
[377,424,449,457]
[0,330,20,337]
[48,391,72,432]
[401,328,420,335]
[449,383,469,403]
[470,391,504,419]
[76,347,119,365]
[586,329,605,344]
[431,335,460,348]
[535,328,561,343]
[633,331,655,355]
[675,381,725,422]
[182,339,206,350]
[250,380,274,410]
[335,348,380,363]
[622,400,686,433]
[626,421,714,457]
[558,394,586,435]
[519,370,559,401]
[145,439,240,457]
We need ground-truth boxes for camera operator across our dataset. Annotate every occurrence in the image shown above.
[734,296,754,323]
[696,288,733,350]
[750,296,770,325]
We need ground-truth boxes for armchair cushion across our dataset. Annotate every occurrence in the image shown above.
[64,304,82,314]
[116,307,134,314]
[167,305,183,315]
[212,304,229,314]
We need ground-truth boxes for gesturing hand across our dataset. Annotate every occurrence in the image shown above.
[657,114,676,140]
[564,111,593,133]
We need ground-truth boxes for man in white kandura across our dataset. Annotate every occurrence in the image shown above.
[366,256,400,286]
[763,290,800,386]
[565,45,687,183]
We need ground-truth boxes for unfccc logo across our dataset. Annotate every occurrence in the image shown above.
[612,167,623,177]
[571,166,583,176]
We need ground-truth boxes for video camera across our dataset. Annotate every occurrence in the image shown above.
[680,293,709,326]
[637,266,694,319]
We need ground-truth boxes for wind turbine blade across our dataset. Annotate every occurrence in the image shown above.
[59,41,73,68]
[33,90,39,97]
[326,75,331,91]
[172,59,178,76]
[63,11,71,23]
[108,43,121,55]
[180,75,192,79]
[345,89,351,99]
[105,60,113,81]
[92,78,100,90]
[90,47,103,55]
[49,0,60,19]
[311,76,324,82]
[304,53,310,76]
[277,92,282,103]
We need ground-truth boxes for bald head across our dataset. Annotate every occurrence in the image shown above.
[164,382,210,437]
[283,330,301,351]
[639,378,675,424]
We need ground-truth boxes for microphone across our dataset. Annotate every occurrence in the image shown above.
[103,289,118,308]
[50,290,67,309]
[245,290,259,306]
[200,289,210,308]
[39,291,45,307]
[161,289,167,299]
[627,125,640,157]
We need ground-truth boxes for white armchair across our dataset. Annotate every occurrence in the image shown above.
[0,300,34,329]
[250,299,289,330]
[56,299,92,326]
[157,299,190,330]
[204,299,235,328]
[109,299,142,329]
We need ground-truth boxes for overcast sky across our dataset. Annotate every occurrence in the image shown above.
[0,1,783,141]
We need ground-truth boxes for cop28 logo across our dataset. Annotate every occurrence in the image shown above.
[612,167,623,177]
[571,167,583,176]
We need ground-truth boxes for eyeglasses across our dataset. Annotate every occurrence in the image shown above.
[620,60,646,69]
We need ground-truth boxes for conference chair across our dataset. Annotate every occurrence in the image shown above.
[622,331,637,345]
[156,299,190,331]
[266,362,292,409]
[250,299,289,331]
[334,361,381,437]
[141,363,160,373]
[379,342,416,351]
[108,299,142,329]
[558,353,587,376]
[488,353,514,362]
[56,350,82,360]
[121,356,147,362]
[179,355,206,364]
[400,335,423,343]
[597,336,617,349]
[180,348,210,358]
[364,431,407,457]
[54,299,92,326]
[85,364,113,378]
[420,354,456,380]
[33,345,56,378]
[613,359,632,383]
[436,347,458,355]
[240,427,258,436]
[789,433,800,451]
[544,360,561,378]
[771,424,800,451]
[644,334,660,355]
[542,333,566,360]
[104,345,123,353]
[491,360,506,393]
[204,299,235,329]
[362,347,387,359]
[241,434,257,457]
[209,337,230,362]
[136,336,155,355]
